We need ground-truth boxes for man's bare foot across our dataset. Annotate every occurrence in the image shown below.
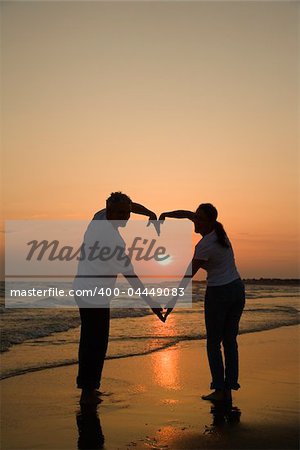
[201,389,225,402]
[202,389,233,402]
[80,389,102,405]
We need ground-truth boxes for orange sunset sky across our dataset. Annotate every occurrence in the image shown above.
[1,1,299,279]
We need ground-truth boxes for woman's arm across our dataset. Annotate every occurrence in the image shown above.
[164,258,205,319]
[159,210,195,221]
[177,258,204,290]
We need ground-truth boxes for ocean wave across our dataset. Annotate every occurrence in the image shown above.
[1,282,299,355]
[1,322,299,381]
[0,306,152,352]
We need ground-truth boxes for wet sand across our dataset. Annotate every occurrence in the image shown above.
[1,325,299,449]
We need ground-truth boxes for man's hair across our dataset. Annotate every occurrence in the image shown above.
[106,192,132,208]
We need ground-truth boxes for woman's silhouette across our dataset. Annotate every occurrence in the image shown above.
[160,203,245,402]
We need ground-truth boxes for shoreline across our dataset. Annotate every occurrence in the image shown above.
[1,321,299,382]
[1,325,299,449]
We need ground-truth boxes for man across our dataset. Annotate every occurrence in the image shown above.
[74,192,163,405]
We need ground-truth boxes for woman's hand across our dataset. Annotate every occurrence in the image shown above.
[163,296,178,321]
[147,215,161,236]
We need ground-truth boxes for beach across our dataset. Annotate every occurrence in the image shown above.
[2,2,299,450]
[1,325,299,450]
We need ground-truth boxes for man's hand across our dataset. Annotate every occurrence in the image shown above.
[148,299,165,322]
[148,212,157,222]
[147,215,161,236]
[131,203,160,235]
[152,307,165,322]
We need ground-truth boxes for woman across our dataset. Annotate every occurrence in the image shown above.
[160,203,245,402]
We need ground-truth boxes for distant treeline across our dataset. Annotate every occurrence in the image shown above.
[194,279,300,286]
[242,278,300,286]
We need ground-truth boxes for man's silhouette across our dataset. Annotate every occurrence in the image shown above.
[74,192,163,405]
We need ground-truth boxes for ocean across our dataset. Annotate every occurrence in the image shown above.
[1,281,299,381]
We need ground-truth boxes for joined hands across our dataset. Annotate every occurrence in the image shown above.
[150,296,178,323]
[147,212,179,322]
[146,211,169,236]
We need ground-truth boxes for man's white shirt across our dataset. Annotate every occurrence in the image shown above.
[73,209,135,305]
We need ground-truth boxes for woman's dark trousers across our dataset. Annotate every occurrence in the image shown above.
[205,278,245,391]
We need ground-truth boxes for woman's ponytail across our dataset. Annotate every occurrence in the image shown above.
[196,203,230,248]
[214,221,230,248]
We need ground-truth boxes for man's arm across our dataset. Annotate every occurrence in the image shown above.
[159,210,195,221]
[131,202,157,220]
[131,202,161,236]
[123,272,164,321]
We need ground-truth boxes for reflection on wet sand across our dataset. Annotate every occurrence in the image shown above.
[76,404,104,449]
[150,314,181,390]
[205,401,241,432]
[147,402,242,449]
[151,348,181,390]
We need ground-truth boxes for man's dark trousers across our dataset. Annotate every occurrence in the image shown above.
[76,306,110,390]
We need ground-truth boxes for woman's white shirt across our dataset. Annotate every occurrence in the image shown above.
[194,230,240,286]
